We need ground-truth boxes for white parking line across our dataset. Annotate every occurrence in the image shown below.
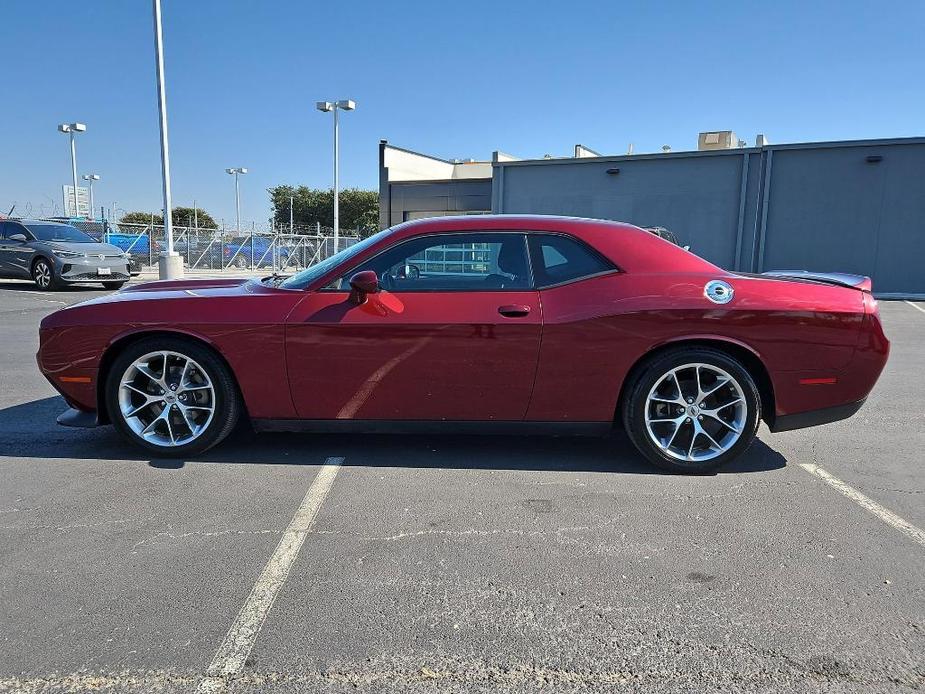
[800,463,925,548]
[197,457,343,692]
[905,300,925,315]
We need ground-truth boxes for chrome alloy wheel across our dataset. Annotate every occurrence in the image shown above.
[118,351,216,447]
[644,363,747,462]
[34,262,52,288]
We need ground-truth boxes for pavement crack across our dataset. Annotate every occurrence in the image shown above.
[366,526,592,542]
[130,528,283,553]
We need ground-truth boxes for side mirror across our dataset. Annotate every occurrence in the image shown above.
[9,233,27,243]
[348,270,379,305]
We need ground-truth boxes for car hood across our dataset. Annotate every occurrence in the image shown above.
[39,277,303,331]
[70,277,275,307]
[42,241,125,256]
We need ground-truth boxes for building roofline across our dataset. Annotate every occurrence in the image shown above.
[493,135,925,168]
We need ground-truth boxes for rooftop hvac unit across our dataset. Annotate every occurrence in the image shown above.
[698,131,739,151]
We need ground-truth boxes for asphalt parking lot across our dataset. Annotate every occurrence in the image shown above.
[0,280,922,694]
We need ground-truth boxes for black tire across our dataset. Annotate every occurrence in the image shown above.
[32,257,60,291]
[105,336,241,457]
[103,281,127,290]
[622,347,761,474]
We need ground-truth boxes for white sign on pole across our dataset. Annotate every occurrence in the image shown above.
[62,185,90,217]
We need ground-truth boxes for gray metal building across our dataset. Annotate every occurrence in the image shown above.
[380,137,925,296]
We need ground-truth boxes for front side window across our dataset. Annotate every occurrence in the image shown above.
[528,234,616,288]
[334,233,531,292]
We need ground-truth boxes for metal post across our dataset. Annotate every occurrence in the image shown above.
[234,171,241,233]
[290,195,294,233]
[152,0,181,278]
[69,131,79,217]
[333,105,339,251]
[86,178,94,219]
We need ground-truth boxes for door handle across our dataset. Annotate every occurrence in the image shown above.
[498,304,531,318]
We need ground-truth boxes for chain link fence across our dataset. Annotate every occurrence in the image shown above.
[55,219,358,273]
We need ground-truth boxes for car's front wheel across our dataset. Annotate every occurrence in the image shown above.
[105,337,241,456]
[622,347,761,473]
[32,258,59,290]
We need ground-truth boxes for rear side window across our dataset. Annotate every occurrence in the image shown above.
[528,234,615,288]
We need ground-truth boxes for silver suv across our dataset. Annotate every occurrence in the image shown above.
[0,219,131,290]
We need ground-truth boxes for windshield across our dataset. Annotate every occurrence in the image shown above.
[25,223,94,243]
[279,229,392,290]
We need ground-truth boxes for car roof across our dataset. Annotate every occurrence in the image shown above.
[371,214,720,276]
[15,219,73,227]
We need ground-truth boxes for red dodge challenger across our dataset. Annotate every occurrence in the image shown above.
[37,215,889,473]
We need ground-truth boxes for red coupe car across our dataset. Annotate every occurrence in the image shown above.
[37,215,889,472]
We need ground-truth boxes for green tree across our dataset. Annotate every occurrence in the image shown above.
[173,206,218,229]
[119,211,159,227]
[119,208,218,229]
[269,186,379,237]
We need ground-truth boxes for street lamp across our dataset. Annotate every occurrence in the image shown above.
[57,122,86,217]
[82,174,100,220]
[225,167,248,232]
[316,99,355,250]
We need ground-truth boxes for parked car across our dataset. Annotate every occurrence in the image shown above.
[37,215,889,472]
[0,219,131,290]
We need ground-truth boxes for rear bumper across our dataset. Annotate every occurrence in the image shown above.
[769,398,866,433]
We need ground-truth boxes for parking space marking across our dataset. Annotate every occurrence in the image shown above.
[800,463,925,547]
[197,457,343,692]
[905,300,925,315]
[0,289,67,305]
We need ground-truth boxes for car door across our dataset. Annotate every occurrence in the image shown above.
[285,231,542,421]
[0,222,34,279]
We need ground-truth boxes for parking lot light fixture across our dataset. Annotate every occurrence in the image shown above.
[226,167,248,232]
[316,99,356,251]
[58,123,86,217]
[82,174,100,220]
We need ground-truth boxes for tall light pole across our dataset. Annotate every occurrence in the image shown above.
[82,174,100,220]
[58,123,86,217]
[225,168,248,232]
[151,0,181,279]
[316,99,355,250]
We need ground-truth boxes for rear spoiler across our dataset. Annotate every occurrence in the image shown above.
[762,270,872,292]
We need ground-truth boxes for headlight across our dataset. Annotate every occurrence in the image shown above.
[121,252,131,260]
[53,250,86,259]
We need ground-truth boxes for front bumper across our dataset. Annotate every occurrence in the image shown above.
[56,255,131,283]
[57,407,100,428]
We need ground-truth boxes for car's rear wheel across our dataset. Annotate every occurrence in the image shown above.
[103,281,127,290]
[32,258,59,291]
[622,347,760,473]
[105,337,240,456]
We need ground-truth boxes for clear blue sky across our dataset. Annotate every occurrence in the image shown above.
[1,0,922,226]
